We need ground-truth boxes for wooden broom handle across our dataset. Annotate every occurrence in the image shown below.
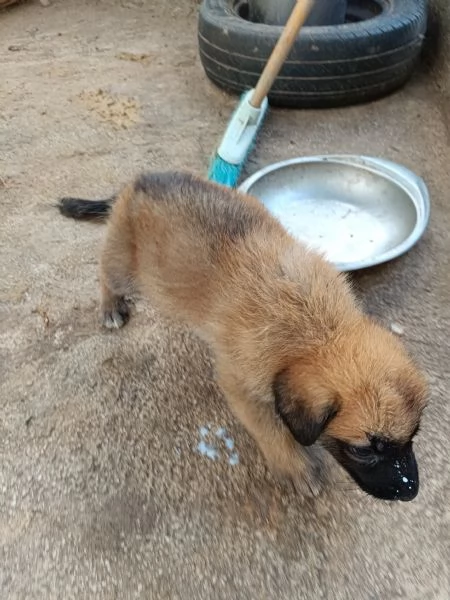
[250,0,314,109]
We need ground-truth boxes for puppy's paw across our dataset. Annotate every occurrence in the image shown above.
[101,297,130,329]
[268,448,327,499]
[283,464,325,499]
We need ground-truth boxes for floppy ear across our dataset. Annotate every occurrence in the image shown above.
[273,370,338,446]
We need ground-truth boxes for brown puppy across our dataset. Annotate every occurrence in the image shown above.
[59,171,428,501]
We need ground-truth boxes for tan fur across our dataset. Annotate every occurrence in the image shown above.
[96,171,427,496]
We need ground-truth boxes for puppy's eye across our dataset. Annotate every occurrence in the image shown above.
[346,445,375,460]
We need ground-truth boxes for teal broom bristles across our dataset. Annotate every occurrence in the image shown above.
[207,155,242,188]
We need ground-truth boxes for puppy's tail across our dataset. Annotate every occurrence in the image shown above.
[57,195,116,221]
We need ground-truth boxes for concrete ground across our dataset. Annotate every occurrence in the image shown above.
[0,1,449,598]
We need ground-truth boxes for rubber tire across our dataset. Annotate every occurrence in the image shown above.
[197,0,428,108]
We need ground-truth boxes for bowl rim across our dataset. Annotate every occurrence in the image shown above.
[238,154,431,271]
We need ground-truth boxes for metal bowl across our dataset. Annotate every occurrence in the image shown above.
[239,155,430,271]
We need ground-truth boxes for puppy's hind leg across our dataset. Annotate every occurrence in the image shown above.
[99,218,136,330]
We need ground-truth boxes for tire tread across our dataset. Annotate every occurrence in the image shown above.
[197,0,427,107]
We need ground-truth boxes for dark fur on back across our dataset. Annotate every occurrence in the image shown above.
[133,172,266,244]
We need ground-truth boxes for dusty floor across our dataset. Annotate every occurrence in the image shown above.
[0,1,449,599]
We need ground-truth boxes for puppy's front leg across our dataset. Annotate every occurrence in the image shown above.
[218,377,325,498]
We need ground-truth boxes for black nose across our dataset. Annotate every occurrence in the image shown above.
[369,449,419,501]
[393,452,419,501]
[398,484,418,501]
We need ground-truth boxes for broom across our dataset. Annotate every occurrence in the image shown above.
[207,0,314,188]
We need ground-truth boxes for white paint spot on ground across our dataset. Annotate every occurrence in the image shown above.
[228,452,239,466]
[224,437,234,451]
[195,425,239,465]
[197,440,219,461]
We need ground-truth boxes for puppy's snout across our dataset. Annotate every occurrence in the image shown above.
[329,440,420,501]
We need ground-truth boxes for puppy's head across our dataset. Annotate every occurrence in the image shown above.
[273,318,428,502]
